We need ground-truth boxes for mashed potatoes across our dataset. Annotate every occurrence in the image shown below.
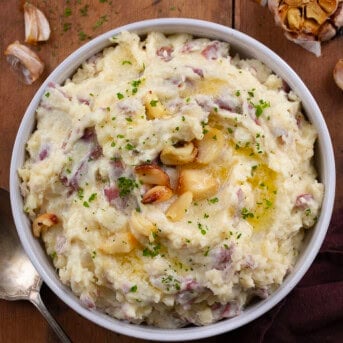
[19,32,324,328]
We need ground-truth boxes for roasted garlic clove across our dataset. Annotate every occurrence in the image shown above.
[166,191,193,222]
[24,2,51,44]
[195,127,224,165]
[129,211,156,237]
[100,231,136,254]
[144,93,169,119]
[32,213,58,238]
[142,185,174,204]
[287,7,303,30]
[160,142,197,165]
[333,59,343,90]
[134,164,170,186]
[4,41,44,84]
[306,1,329,25]
[177,169,219,201]
[318,0,338,14]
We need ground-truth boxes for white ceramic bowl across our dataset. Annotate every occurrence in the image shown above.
[10,18,335,341]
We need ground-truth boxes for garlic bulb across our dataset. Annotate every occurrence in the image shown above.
[258,0,343,56]
[24,2,51,44]
[4,41,44,84]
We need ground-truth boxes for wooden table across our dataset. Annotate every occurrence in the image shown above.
[0,1,341,342]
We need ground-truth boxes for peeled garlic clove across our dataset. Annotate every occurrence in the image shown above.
[142,185,174,204]
[4,41,44,84]
[100,231,137,255]
[134,164,170,186]
[32,213,58,238]
[166,191,193,222]
[129,211,156,237]
[333,59,343,90]
[196,127,224,165]
[177,169,219,201]
[160,142,197,166]
[144,93,169,119]
[24,2,51,44]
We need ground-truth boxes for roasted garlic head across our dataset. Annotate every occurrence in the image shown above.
[258,0,343,56]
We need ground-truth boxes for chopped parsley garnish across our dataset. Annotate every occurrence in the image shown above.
[45,92,50,98]
[64,7,72,17]
[235,90,241,96]
[91,250,96,259]
[208,197,219,204]
[126,117,133,122]
[63,23,72,32]
[80,4,89,16]
[161,275,180,291]
[131,79,142,94]
[305,208,311,216]
[197,223,207,235]
[83,201,90,208]
[204,246,210,256]
[78,31,90,41]
[117,92,124,100]
[227,127,233,134]
[117,177,137,197]
[93,15,108,30]
[241,207,254,219]
[111,141,116,147]
[117,134,124,138]
[253,99,271,117]
[204,213,209,219]
[125,143,135,150]
[50,251,57,259]
[130,285,138,293]
[248,89,255,97]
[88,193,97,202]
[122,60,132,65]
[77,188,84,199]
[264,199,273,208]
[142,243,161,257]
[251,165,258,176]
[149,100,158,107]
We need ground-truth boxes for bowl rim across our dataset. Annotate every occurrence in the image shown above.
[10,18,336,341]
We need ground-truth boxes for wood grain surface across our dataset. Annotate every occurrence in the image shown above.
[0,1,341,342]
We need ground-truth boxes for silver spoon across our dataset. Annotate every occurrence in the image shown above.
[0,188,71,343]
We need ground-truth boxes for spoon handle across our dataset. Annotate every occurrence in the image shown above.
[29,290,71,343]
